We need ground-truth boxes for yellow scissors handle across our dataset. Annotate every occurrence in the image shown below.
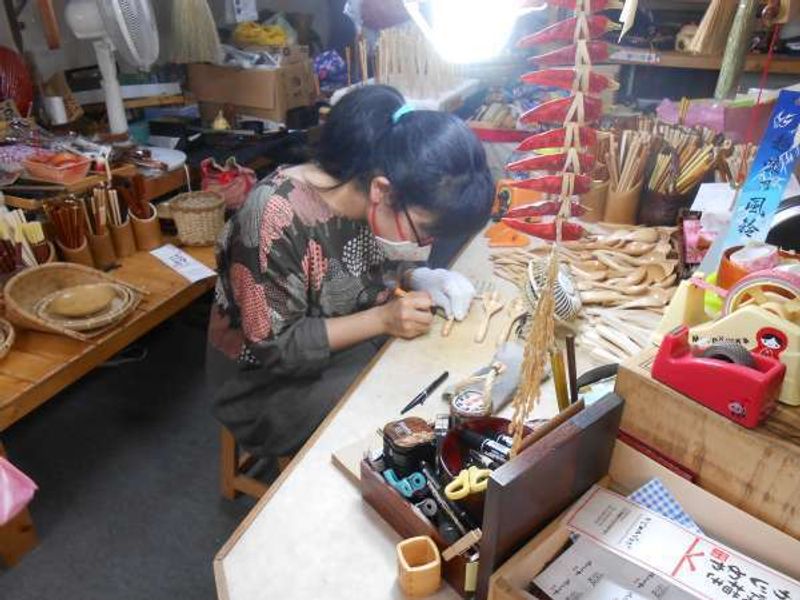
[444,466,491,501]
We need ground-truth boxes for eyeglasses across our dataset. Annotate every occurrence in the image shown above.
[400,203,435,247]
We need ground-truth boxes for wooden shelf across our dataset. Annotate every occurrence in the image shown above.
[608,47,800,74]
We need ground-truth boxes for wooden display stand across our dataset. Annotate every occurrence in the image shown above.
[615,348,800,539]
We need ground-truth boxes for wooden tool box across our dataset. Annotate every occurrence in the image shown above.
[360,393,624,600]
[488,440,800,600]
[615,348,800,538]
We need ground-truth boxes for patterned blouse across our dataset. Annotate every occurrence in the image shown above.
[207,169,390,389]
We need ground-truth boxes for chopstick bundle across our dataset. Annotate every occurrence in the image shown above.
[88,185,110,236]
[44,198,86,250]
[641,123,721,196]
[0,207,39,267]
[22,222,50,264]
[604,130,653,192]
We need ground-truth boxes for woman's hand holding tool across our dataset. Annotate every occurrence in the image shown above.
[381,291,434,339]
[407,268,476,321]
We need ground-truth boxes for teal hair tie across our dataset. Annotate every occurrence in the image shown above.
[392,103,415,124]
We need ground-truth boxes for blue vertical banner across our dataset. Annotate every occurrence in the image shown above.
[700,90,800,273]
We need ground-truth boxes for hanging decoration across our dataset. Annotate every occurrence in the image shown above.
[505,4,619,455]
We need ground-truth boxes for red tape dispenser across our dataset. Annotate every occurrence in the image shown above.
[652,326,786,429]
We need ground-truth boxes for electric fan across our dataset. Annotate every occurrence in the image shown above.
[65,0,159,134]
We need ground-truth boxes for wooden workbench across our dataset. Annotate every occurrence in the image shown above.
[212,235,616,600]
[0,246,216,431]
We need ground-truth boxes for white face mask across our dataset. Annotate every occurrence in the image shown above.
[375,236,432,262]
[368,202,432,262]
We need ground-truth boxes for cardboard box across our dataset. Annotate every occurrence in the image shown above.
[489,441,800,600]
[187,61,316,124]
[615,349,800,539]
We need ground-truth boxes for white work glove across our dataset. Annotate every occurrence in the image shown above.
[407,268,475,321]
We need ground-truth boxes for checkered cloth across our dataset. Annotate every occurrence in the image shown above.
[629,478,703,534]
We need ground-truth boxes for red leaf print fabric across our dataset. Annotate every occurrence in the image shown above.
[259,195,294,271]
[230,262,271,342]
[302,240,329,291]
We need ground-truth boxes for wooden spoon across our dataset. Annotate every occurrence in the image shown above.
[497,297,528,346]
[475,290,504,343]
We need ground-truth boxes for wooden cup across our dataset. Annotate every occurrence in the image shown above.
[581,179,609,223]
[88,231,117,270]
[56,237,94,268]
[603,180,643,225]
[397,536,441,597]
[110,219,137,258]
[131,203,163,251]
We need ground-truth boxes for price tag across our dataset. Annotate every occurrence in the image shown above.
[609,49,660,64]
[151,244,216,283]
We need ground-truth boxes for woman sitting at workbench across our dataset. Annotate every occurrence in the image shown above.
[207,85,493,461]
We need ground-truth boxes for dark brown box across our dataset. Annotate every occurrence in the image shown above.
[360,393,624,600]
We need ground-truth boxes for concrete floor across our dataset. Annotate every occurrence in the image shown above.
[0,297,254,600]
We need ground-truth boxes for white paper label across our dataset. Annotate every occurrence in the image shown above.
[566,487,800,600]
[150,244,216,283]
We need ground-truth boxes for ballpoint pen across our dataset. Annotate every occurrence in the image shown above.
[400,371,449,414]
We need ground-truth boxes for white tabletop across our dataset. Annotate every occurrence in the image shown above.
[214,235,586,600]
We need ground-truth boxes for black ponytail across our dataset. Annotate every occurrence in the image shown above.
[316,85,494,236]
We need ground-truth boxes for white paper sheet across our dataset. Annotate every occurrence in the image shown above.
[150,244,217,283]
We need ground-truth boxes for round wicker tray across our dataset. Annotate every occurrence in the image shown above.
[34,283,136,332]
[0,318,15,361]
[4,263,142,341]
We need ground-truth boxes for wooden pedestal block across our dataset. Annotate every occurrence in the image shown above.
[615,348,800,538]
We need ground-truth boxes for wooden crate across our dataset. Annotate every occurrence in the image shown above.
[489,441,800,600]
[615,348,800,538]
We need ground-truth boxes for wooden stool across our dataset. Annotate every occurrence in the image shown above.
[220,427,293,500]
[0,441,38,567]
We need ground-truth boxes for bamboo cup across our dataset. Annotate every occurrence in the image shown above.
[603,180,643,225]
[110,219,136,258]
[131,203,163,251]
[397,536,441,597]
[57,237,95,268]
[581,179,609,223]
[88,231,117,270]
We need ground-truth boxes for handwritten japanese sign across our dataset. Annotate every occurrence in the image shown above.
[699,90,800,274]
[566,487,800,600]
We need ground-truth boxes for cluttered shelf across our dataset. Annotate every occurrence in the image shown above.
[608,46,800,74]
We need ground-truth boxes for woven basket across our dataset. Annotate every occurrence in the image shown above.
[4,263,142,341]
[0,318,15,361]
[169,191,225,246]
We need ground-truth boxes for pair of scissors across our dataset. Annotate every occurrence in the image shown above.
[444,466,491,501]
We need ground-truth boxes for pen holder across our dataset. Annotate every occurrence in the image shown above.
[397,536,441,597]
[56,237,95,268]
[88,231,117,270]
[110,219,136,258]
[603,180,642,225]
[638,186,696,226]
[131,203,163,251]
[581,178,609,223]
